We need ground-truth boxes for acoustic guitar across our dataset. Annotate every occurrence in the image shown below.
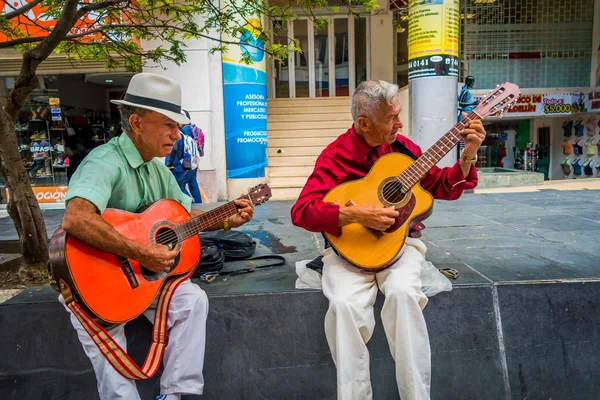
[49,183,271,324]
[323,82,521,271]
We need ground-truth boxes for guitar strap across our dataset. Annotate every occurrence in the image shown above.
[391,139,418,160]
[58,274,189,380]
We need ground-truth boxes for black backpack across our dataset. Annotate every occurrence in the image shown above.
[194,231,285,281]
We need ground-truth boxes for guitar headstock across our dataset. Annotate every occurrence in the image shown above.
[473,82,521,118]
[246,183,272,206]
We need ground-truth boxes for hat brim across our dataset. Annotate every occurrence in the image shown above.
[110,99,191,125]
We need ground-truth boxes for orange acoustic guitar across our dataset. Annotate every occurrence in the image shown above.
[49,183,272,324]
[323,82,521,271]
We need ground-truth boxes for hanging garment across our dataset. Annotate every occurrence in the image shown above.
[573,140,583,155]
[562,120,574,137]
[582,159,594,176]
[572,158,583,176]
[562,140,572,155]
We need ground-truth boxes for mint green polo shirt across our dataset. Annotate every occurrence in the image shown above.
[65,134,192,213]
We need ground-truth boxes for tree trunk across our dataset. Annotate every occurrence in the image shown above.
[0,108,49,267]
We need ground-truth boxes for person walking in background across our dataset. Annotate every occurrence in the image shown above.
[166,110,205,203]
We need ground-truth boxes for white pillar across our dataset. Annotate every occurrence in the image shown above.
[590,0,600,87]
[369,0,394,81]
[408,0,460,168]
[142,36,228,202]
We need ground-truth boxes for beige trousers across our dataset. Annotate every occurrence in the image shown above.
[322,239,431,400]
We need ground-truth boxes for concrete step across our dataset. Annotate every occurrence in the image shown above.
[268,155,318,167]
[270,186,303,200]
[268,97,351,108]
[268,129,344,139]
[269,176,308,189]
[267,147,324,157]
[268,113,352,123]
[269,137,334,148]
[268,106,350,115]
[268,120,350,131]
[269,166,315,177]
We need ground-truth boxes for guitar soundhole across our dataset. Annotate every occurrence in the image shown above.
[139,226,179,281]
[381,179,405,204]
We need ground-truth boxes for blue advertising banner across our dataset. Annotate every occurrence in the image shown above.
[222,15,267,179]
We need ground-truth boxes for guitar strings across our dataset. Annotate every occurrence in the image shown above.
[380,114,475,202]
[117,195,254,267]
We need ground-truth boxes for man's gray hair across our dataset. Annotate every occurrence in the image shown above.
[351,80,399,123]
[118,105,149,134]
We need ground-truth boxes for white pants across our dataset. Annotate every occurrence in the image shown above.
[322,239,431,400]
[59,279,208,400]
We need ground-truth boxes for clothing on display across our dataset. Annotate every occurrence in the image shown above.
[582,159,594,176]
[571,158,583,176]
[574,121,584,136]
[562,120,573,137]
[562,140,572,155]
[586,120,597,136]
[572,139,583,155]
[561,158,572,176]
[585,139,596,156]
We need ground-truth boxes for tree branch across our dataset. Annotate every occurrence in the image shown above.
[3,0,45,19]
[5,0,81,120]
[76,0,130,18]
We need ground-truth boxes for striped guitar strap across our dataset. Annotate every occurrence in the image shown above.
[58,274,188,380]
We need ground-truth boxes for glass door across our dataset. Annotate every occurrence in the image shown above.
[269,15,368,98]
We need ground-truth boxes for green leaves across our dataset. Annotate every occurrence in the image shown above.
[1,0,376,68]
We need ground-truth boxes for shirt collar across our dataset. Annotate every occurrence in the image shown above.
[118,133,146,169]
[349,125,373,157]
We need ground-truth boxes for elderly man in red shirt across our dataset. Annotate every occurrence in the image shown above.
[291,80,486,400]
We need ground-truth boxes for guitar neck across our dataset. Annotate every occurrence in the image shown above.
[175,200,240,241]
[399,111,481,191]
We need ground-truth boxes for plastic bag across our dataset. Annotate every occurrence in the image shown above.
[420,260,452,297]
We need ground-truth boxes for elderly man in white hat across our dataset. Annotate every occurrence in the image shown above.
[60,73,255,400]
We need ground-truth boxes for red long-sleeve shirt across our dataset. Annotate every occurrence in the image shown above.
[291,126,478,236]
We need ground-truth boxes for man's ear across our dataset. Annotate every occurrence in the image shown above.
[357,116,370,131]
[129,113,143,135]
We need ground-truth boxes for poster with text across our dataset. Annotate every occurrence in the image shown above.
[222,4,267,179]
[408,0,459,80]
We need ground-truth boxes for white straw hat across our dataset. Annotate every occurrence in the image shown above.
[110,73,190,125]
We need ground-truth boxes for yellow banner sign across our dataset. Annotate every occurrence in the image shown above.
[408,0,459,79]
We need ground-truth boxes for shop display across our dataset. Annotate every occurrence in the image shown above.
[516,147,538,172]
[574,120,584,136]
[561,158,572,176]
[585,139,596,156]
[562,120,573,137]
[572,139,583,155]
[562,139,572,155]
[582,159,594,176]
[571,158,582,176]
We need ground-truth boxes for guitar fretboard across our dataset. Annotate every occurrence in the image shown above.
[174,201,239,241]
[397,111,480,192]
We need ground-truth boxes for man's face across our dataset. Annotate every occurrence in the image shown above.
[130,111,181,158]
[361,96,403,147]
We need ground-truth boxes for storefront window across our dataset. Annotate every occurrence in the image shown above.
[393,8,409,88]
[459,0,594,89]
[0,74,127,205]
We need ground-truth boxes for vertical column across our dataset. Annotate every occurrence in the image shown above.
[590,0,600,87]
[369,0,394,81]
[408,0,460,168]
[221,1,268,199]
[142,23,228,201]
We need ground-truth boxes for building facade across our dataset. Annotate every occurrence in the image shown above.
[1,0,600,206]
